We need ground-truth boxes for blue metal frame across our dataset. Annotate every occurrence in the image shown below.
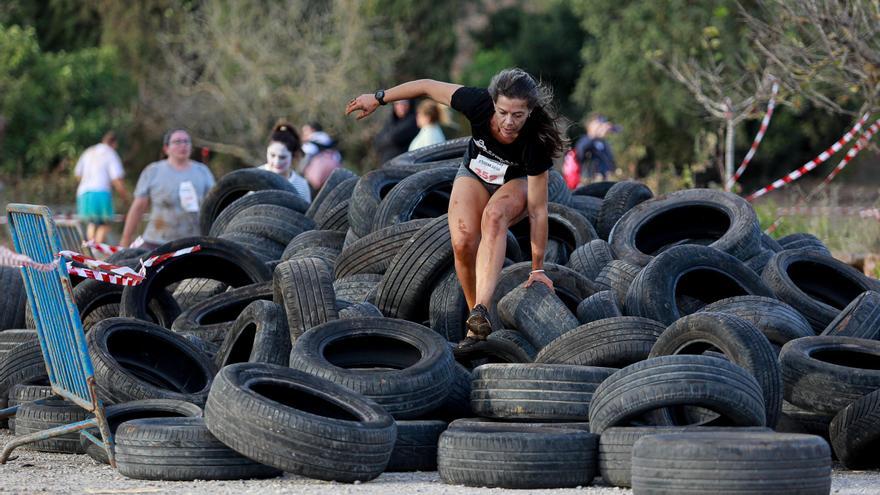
[0,204,115,467]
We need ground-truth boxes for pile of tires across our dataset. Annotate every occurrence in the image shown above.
[3,145,878,489]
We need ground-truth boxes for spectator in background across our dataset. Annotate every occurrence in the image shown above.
[120,128,215,250]
[74,131,130,243]
[300,122,341,193]
[374,99,419,164]
[260,122,311,203]
[408,100,448,151]
[574,113,618,182]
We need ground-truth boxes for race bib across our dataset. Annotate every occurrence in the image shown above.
[178,181,200,213]
[468,154,508,185]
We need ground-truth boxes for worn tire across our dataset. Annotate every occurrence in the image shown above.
[88,317,216,405]
[347,168,415,237]
[81,399,203,465]
[428,268,467,342]
[372,167,456,231]
[780,335,880,415]
[116,417,280,481]
[471,363,614,420]
[199,168,300,235]
[497,283,579,350]
[208,190,311,236]
[609,188,761,266]
[289,317,454,419]
[649,312,782,427]
[334,219,431,279]
[120,237,271,327]
[14,399,89,453]
[588,355,766,434]
[489,262,598,331]
[625,244,774,325]
[566,239,614,281]
[204,363,396,482]
[386,420,448,472]
[763,249,880,332]
[699,295,814,347]
[596,180,653,240]
[829,387,880,469]
[272,258,337,341]
[631,432,831,494]
[576,290,622,324]
[535,316,665,367]
[171,282,273,344]
[599,425,772,488]
[0,267,27,330]
[821,290,880,339]
[304,168,358,220]
[375,216,455,322]
[214,300,290,368]
[438,424,597,489]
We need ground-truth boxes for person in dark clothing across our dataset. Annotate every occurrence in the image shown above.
[574,113,618,182]
[347,69,566,352]
[373,99,419,164]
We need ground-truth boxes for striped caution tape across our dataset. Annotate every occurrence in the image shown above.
[83,240,124,255]
[0,246,58,272]
[726,81,779,191]
[0,244,201,286]
[818,119,879,188]
[764,120,879,234]
[745,113,870,201]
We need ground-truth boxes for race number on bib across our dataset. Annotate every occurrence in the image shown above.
[468,154,508,185]
[178,181,200,213]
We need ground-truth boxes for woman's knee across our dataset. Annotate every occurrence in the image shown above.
[451,230,479,259]
[481,203,511,236]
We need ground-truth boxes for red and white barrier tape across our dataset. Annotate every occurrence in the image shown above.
[764,120,879,234]
[819,119,879,188]
[745,113,870,201]
[83,240,124,255]
[726,81,779,191]
[0,246,57,272]
[0,244,201,286]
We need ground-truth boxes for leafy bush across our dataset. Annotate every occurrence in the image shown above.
[0,24,135,176]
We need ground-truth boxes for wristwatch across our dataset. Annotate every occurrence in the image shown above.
[374,89,387,106]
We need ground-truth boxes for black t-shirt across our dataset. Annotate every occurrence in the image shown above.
[451,86,553,184]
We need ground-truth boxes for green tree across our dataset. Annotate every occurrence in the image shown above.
[461,2,588,117]
[0,24,135,176]
[365,0,465,82]
[572,0,731,175]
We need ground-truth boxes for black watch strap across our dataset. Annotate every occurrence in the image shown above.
[374,89,387,106]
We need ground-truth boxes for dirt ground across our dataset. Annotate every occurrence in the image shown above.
[2,430,880,494]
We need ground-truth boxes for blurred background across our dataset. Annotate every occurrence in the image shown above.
[0,0,877,250]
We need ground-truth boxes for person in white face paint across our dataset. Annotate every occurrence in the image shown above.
[347,68,567,352]
[120,128,215,250]
[259,122,311,203]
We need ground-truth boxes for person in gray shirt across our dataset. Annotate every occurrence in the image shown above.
[120,129,215,250]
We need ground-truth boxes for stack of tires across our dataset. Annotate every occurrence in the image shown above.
[2,143,878,490]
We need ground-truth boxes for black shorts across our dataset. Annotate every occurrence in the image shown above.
[454,164,524,194]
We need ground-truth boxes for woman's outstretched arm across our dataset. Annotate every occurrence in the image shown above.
[346,79,462,120]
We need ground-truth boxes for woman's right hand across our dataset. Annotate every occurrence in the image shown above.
[345,94,380,120]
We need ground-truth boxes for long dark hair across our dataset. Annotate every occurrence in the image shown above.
[488,68,567,159]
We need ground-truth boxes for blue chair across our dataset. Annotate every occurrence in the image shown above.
[0,204,115,467]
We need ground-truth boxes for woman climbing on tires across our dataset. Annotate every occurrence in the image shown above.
[346,68,566,351]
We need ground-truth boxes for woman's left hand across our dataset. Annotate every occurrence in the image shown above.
[524,271,554,291]
[345,94,380,120]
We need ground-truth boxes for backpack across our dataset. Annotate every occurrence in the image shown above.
[562,149,581,190]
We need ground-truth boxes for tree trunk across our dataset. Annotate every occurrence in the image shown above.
[725,118,734,191]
